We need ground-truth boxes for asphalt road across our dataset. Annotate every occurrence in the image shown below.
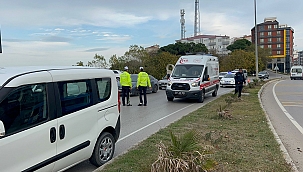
[66,86,234,172]
[261,78,303,171]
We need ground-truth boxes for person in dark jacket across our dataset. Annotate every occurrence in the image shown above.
[234,68,246,99]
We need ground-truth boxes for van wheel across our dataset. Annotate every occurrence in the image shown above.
[167,97,174,101]
[212,88,218,97]
[197,91,205,103]
[90,132,115,167]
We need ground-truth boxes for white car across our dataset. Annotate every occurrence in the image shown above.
[220,73,236,87]
[219,72,228,80]
[112,70,123,81]
[0,66,120,172]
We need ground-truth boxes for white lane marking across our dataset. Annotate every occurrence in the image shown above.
[273,81,303,134]
[117,104,195,143]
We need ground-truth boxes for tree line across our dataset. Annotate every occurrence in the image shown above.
[75,40,271,79]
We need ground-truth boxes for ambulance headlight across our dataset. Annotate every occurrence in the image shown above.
[191,82,200,87]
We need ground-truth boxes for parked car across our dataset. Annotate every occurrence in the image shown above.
[112,70,122,81]
[220,73,236,87]
[219,72,228,80]
[258,71,269,79]
[158,75,168,89]
[233,69,248,79]
[0,66,120,172]
[118,74,159,96]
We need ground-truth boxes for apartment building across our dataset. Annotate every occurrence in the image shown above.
[251,17,294,73]
[176,35,231,54]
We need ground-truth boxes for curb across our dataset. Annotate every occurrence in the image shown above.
[258,79,299,172]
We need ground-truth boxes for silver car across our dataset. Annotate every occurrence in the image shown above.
[158,76,168,90]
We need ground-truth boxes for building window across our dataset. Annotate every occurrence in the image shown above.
[268,38,272,43]
[286,37,290,42]
[286,50,290,55]
[268,25,272,29]
[268,32,272,36]
[277,37,281,42]
[260,32,264,36]
[259,25,264,31]
[277,44,281,48]
[260,45,264,48]
[268,45,272,48]
[286,43,290,48]
[277,51,281,55]
[260,39,264,43]
[218,39,221,42]
[274,25,278,29]
[277,31,281,35]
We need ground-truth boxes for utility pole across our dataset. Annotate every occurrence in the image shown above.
[254,0,258,78]
[180,9,186,39]
[194,0,200,36]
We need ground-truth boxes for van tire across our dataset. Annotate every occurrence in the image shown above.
[212,88,218,97]
[90,132,115,167]
[197,91,205,103]
[167,97,174,101]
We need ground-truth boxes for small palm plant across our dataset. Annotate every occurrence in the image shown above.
[151,130,217,172]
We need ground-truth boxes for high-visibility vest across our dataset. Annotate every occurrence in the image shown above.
[137,72,151,87]
[120,71,132,87]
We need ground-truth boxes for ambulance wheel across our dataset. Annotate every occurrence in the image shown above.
[198,91,205,103]
[212,88,218,97]
[167,97,174,101]
[152,85,158,93]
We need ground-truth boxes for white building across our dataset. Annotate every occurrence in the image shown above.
[176,35,231,54]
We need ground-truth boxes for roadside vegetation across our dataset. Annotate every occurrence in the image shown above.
[74,40,271,80]
[99,81,291,172]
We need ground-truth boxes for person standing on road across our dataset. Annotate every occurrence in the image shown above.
[137,67,151,106]
[234,68,246,99]
[120,66,132,106]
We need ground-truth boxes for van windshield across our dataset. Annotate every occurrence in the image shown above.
[292,68,302,73]
[171,65,204,78]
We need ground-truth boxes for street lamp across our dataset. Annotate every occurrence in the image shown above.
[254,0,258,78]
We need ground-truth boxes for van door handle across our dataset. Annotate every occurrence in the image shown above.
[59,125,65,140]
[50,127,56,143]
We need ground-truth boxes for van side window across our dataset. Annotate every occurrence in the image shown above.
[96,78,111,101]
[58,80,93,116]
[0,84,48,135]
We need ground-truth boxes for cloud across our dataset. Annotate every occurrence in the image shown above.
[97,33,131,42]
[85,48,109,52]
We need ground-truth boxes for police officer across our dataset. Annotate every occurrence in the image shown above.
[120,66,132,106]
[234,68,246,99]
[137,67,151,106]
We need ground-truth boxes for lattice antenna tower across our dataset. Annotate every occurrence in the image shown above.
[194,0,200,36]
[180,9,186,39]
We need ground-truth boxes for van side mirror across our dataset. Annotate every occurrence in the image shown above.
[0,120,5,137]
[203,75,210,81]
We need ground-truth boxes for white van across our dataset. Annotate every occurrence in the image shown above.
[290,65,303,80]
[166,54,220,103]
[0,66,121,172]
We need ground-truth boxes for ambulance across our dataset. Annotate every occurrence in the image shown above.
[166,54,220,103]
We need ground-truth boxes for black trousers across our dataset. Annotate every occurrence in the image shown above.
[235,84,243,98]
[121,86,130,105]
[138,86,147,105]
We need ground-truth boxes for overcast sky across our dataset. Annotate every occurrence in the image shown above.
[0,0,302,66]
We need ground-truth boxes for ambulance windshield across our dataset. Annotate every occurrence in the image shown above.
[171,65,204,78]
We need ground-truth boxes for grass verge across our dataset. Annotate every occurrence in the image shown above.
[100,83,291,172]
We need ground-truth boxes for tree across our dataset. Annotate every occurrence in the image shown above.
[160,42,208,55]
[144,52,179,79]
[87,54,108,68]
[227,39,252,52]
[74,61,84,66]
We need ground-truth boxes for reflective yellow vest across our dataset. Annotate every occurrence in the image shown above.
[137,72,151,87]
[120,71,132,87]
